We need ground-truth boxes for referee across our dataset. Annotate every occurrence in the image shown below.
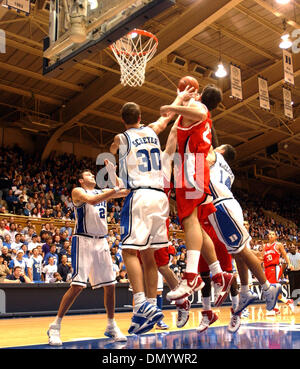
[287,243,300,304]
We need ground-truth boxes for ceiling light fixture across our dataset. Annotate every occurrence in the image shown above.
[279,19,292,49]
[88,0,98,10]
[276,0,290,4]
[215,31,227,78]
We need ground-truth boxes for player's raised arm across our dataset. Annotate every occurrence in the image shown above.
[72,187,121,206]
[160,99,208,123]
[164,117,179,157]
[149,86,196,135]
[110,134,121,155]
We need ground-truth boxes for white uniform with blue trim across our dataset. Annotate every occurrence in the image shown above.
[71,189,116,289]
[208,152,250,254]
[119,125,169,250]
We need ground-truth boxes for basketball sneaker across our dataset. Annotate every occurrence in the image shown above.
[197,310,218,333]
[156,320,169,330]
[241,308,250,318]
[47,323,62,346]
[212,272,234,307]
[286,299,295,313]
[274,307,280,315]
[104,324,127,342]
[266,309,276,316]
[128,301,164,335]
[166,273,204,301]
[228,308,241,333]
[234,290,259,315]
[264,283,282,311]
[176,299,191,328]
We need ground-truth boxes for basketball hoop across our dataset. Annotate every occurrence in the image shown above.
[110,29,158,87]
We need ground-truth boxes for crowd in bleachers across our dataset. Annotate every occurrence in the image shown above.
[0,146,299,285]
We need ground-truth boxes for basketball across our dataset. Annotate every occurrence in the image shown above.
[178,76,199,92]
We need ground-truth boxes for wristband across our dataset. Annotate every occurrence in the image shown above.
[113,186,120,193]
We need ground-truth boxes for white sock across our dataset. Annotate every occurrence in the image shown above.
[147,297,157,306]
[262,281,270,291]
[107,318,116,327]
[240,285,249,294]
[133,292,146,312]
[232,295,239,311]
[185,250,201,274]
[202,297,211,311]
[52,316,62,327]
[209,261,222,277]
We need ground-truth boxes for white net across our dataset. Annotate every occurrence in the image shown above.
[110,29,158,87]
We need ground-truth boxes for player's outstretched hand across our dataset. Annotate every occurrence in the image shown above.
[104,159,125,189]
[104,159,117,185]
[177,85,196,101]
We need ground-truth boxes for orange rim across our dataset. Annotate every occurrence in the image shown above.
[110,29,158,56]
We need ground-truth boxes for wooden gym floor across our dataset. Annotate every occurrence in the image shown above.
[1,303,300,349]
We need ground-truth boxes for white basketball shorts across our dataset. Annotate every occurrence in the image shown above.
[120,189,169,250]
[71,235,116,289]
[208,198,251,255]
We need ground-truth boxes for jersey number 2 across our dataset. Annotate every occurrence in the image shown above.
[203,123,211,145]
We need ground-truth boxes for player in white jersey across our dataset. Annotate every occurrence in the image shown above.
[47,169,129,345]
[110,97,186,335]
[206,144,282,331]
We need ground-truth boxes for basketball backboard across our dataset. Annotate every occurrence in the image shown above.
[43,0,175,77]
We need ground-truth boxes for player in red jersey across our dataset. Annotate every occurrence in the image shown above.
[160,81,233,305]
[260,230,294,315]
[197,217,240,332]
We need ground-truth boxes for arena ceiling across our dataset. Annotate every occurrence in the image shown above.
[0,0,300,189]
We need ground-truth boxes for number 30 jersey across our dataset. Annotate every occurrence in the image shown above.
[119,126,164,190]
[74,189,107,237]
[209,152,235,201]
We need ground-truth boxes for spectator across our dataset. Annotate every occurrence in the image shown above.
[44,244,59,266]
[169,256,180,277]
[57,254,72,282]
[24,227,35,243]
[4,266,31,283]
[7,223,17,242]
[10,233,23,256]
[5,190,19,213]
[177,253,186,273]
[9,250,27,273]
[111,255,120,278]
[42,236,52,257]
[1,246,12,264]
[53,235,63,255]
[43,256,57,283]
[0,219,9,239]
[2,234,12,249]
[58,240,70,262]
[60,230,69,244]
[0,255,10,282]
[116,269,129,283]
[60,221,73,238]
[27,247,43,283]
[28,233,40,251]
[49,272,63,283]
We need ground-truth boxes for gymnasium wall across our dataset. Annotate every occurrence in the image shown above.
[0,128,105,160]
[0,281,291,318]
[0,127,36,153]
